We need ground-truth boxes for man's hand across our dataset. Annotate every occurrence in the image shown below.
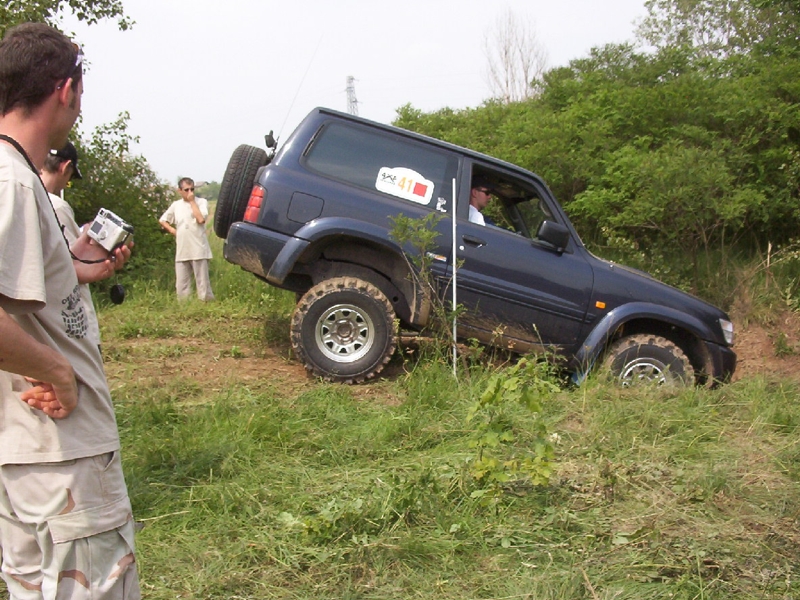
[20,377,78,419]
[71,231,133,284]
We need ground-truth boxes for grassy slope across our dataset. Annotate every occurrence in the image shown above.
[92,248,800,600]
[2,236,798,599]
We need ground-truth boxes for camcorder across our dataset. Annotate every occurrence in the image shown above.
[87,208,134,253]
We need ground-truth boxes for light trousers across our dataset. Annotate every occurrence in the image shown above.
[175,259,214,301]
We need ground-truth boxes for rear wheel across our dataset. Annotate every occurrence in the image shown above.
[214,144,269,239]
[291,277,397,383]
[604,334,694,386]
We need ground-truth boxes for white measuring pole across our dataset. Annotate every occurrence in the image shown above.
[451,178,458,379]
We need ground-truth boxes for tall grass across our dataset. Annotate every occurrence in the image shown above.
[84,255,800,599]
[3,235,800,599]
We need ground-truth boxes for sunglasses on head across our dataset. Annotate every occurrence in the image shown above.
[57,43,83,88]
[71,42,84,71]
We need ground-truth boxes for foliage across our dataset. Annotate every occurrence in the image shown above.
[393,3,800,299]
[637,0,800,58]
[196,180,220,203]
[67,113,175,290]
[389,212,466,349]
[0,0,132,36]
[466,358,557,503]
[388,212,443,277]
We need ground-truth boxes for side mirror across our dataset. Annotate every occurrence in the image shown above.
[536,220,570,253]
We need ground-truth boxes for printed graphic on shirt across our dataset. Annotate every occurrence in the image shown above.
[376,167,434,205]
[61,284,87,339]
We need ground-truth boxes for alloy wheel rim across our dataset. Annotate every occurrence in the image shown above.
[315,303,375,363]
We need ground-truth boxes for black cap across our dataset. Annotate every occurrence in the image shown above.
[472,176,494,192]
[50,142,83,180]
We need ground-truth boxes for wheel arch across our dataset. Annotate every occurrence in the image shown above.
[271,220,432,327]
[574,303,715,385]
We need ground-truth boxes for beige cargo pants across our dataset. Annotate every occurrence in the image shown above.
[176,259,214,301]
[0,451,139,600]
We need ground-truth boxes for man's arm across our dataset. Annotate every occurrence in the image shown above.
[0,307,77,418]
[159,219,176,236]
[188,199,206,224]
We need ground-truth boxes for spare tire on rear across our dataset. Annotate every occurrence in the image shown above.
[214,144,269,239]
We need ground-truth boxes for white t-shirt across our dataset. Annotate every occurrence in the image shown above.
[0,145,119,465]
[49,193,101,346]
[469,204,486,226]
[160,198,213,261]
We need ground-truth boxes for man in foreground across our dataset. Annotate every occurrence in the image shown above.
[0,23,139,599]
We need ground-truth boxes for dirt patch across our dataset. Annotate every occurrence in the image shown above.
[732,309,800,383]
[104,311,800,394]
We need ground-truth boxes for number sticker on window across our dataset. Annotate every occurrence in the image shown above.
[376,167,434,205]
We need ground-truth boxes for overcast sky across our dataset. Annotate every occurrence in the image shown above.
[62,0,648,185]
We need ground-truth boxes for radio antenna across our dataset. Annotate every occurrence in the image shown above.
[278,35,324,139]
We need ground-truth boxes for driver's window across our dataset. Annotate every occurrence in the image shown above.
[469,166,555,239]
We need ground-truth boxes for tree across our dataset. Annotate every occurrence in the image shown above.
[483,9,548,103]
[637,0,800,59]
[68,113,175,287]
[0,0,132,36]
[196,181,220,203]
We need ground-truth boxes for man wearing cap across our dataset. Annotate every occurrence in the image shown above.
[41,141,101,348]
[0,23,140,599]
[469,177,495,226]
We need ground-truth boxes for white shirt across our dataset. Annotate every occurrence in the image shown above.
[469,204,486,226]
[160,198,213,261]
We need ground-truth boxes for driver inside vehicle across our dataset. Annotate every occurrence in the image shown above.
[469,177,496,226]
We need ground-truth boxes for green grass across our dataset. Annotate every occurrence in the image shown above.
[6,240,800,599]
[90,256,800,599]
[118,372,800,598]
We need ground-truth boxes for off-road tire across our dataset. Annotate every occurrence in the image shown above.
[214,144,269,239]
[291,277,397,384]
[604,334,694,386]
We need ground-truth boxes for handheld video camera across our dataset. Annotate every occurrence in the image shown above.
[87,208,134,253]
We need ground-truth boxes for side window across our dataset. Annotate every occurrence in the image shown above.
[304,122,458,214]
[467,165,556,239]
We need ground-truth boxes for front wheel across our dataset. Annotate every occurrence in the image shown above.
[291,277,397,383]
[603,334,694,386]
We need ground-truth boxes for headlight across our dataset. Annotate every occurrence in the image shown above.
[719,319,734,346]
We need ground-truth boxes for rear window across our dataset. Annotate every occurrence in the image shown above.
[304,121,458,213]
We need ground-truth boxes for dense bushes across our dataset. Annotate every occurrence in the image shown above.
[394,1,800,301]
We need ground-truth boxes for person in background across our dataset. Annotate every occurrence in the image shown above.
[40,141,101,348]
[0,22,139,599]
[159,177,215,301]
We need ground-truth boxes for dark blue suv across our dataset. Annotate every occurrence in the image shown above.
[215,107,736,385]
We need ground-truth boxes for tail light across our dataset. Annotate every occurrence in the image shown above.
[243,185,265,223]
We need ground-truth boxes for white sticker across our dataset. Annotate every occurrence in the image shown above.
[375,167,434,205]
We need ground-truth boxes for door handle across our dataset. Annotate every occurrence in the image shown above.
[462,234,486,247]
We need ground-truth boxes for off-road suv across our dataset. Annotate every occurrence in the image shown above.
[215,107,736,385]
